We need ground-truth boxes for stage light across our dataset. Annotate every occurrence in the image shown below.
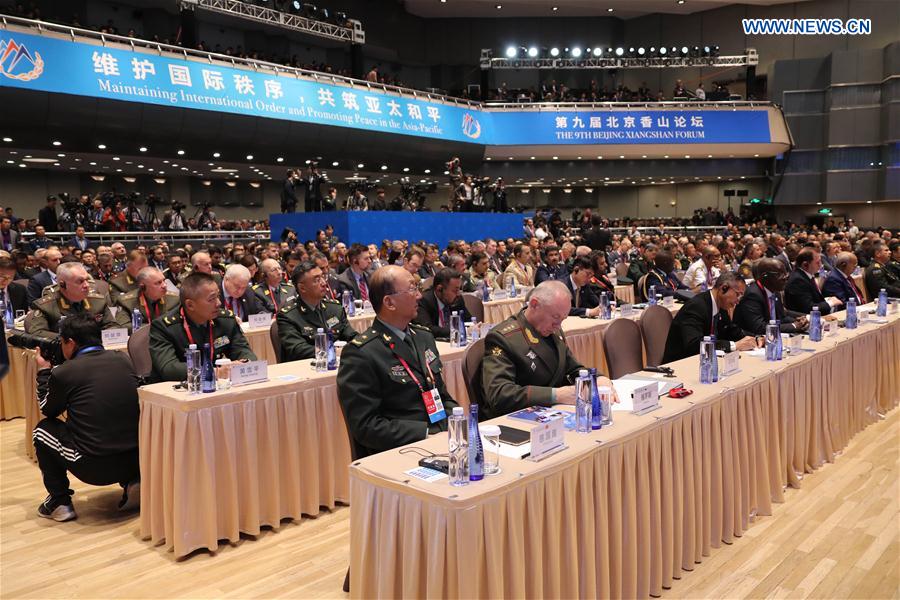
[703,45,711,56]
[571,47,582,58]
[671,46,678,54]
[527,46,538,57]
[614,47,624,57]
[658,46,667,56]
[593,47,602,57]
[649,46,656,53]
[680,46,689,56]
[505,46,517,58]
[550,47,560,57]
[637,47,646,56]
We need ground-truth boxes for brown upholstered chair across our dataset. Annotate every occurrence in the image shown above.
[601,318,644,379]
[460,337,485,409]
[639,305,673,367]
[269,320,282,364]
[126,324,152,378]
[462,293,484,323]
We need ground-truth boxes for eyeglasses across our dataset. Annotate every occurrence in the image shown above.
[389,284,419,296]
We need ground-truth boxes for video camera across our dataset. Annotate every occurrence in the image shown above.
[349,179,376,195]
[7,331,65,366]
[171,200,187,212]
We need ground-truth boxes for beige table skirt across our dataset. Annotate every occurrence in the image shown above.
[615,284,635,304]
[0,347,32,421]
[483,298,525,324]
[348,315,900,599]
[349,313,376,333]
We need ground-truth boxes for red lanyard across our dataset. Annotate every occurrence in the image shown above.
[181,308,214,358]
[140,293,160,321]
[389,343,435,392]
[270,286,279,312]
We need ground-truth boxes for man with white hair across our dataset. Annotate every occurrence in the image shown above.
[114,267,180,332]
[220,264,266,322]
[252,258,295,313]
[481,280,614,419]
[26,261,117,338]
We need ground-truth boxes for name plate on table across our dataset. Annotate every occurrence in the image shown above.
[230,360,268,386]
[101,328,128,346]
[527,417,566,462]
[632,382,660,415]
[722,351,740,376]
[248,312,273,329]
[620,304,634,318]
[662,296,675,308]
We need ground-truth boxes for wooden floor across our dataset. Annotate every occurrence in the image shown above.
[1,410,897,599]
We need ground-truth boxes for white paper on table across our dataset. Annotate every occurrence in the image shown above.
[497,441,531,459]
[611,376,680,412]
[747,348,767,357]
[404,467,447,483]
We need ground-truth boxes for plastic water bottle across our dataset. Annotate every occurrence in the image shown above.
[508,276,517,298]
[589,368,602,430]
[599,386,613,426]
[765,321,779,360]
[314,328,327,371]
[200,343,216,393]
[458,312,467,345]
[482,281,491,302]
[876,288,888,317]
[700,336,714,383]
[468,404,484,481]
[775,321,783,359]
[449,311,461,347]
[575,369,592,433]
[326,331,337,370]
[131,308,143,332]
[809,306,822,342]
[0,298,6,325]
[600,292,611,320]
[709,335,719,382]
[342,290,355,316]
[846,298,858,329]
[648,285,657,305]
[468,317,479,342]
[185,344,201,394]
[656,294,663,306]
[448,407,468,486]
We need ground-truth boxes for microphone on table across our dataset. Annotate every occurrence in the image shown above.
[642,365,675,377]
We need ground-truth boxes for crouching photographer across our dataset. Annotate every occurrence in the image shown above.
[30,313,141,522]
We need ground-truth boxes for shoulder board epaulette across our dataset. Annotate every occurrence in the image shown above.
[279,301,297,314]
[165,291,179,298]
[409,322,430,332]
[218,308,236,318]
[324,298,341,305]
[497,321,519,336]
[34,295,54,306]
[86,291,106,300]
[250,282,262,290]
[350,328,378,346]
[120,289,139,300]
[162,313,183,325]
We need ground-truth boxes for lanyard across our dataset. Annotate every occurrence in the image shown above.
[76,345,103,356]
[181,308,214,359]
[389,342,435,392]
[270,286,279,312]
[140,293,160,321]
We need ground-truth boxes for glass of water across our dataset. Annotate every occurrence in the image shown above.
[481,425,501,475]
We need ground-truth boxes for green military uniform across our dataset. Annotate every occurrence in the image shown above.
[276,298,357,362]
[627,257,652,292]
[864,261,900,299]
[148,307,257,382]
[887,259,900,281]
[108,271,140,298]
[336,320,457,457]
[252,281,297,314]
[114,289,181,332]
[481,309,583,420]
[26,290,119,338]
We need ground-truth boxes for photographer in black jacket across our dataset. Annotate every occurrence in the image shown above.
[32,313,141,522]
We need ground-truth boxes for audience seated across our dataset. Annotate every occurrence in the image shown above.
[414,268,470,341]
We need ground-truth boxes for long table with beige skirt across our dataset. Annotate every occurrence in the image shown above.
[0,346,32,420]
[347,309,900,598]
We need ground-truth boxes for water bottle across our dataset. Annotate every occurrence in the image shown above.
[775,321,783,359]
[575,369,592,433]
[0,298,6,325]
[599,386,613,426]
[508,276,517,298]
[314,328,327,371]
[846,297,858,329]
[589,368,602,430]
[809,306,822,342]
[482,281,491,302]
[449,311,461,347]
[448,407,468,486]
[468,404,484,481]
[342,290,355,316]
[700,336,714,383]
[468,317,479,342]
[457,312,467,346]
[200,343,216,393]
[876,288,888,317]
[131,308,143,332]
[648,285,657,305]
[656,294,663,306]
[709,335,719,382]
[326,331,337,370]
[185,344,201,394]
[764,321,778,360]
[600,292,611,320]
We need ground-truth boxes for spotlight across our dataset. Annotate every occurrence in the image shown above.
[585,47,592,55]
[527,46,538,57]
[592,47,602,57]
[680,46,689,56]
[649,46,656,54]
[614,47,624,57]
[571,47,582,58]
[505,46,517,58]
[637,47,646,55]
[550,47,560,57]
[711,45,720,56]
[658,46,667,55]
[703,45,711,56]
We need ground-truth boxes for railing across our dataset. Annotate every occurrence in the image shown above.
[17,230,273,247]
[183,0,356,43]
[484,100,774,111]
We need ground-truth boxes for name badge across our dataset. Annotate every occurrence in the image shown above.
[722,351,740,376]
[620,303,634,318]
[528,417,566,461]
[248,313,272,329]
[422,388,446,423]
[632,382,659,415]
[101,328,129,347]
[230,360,268,386]
[326,316,339,328]
[424,349,437,363]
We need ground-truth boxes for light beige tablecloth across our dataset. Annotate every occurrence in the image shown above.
[0,347,31,421]
[615,284,635,304]
[483,297,525,324]
[348,311,900,599]
[349,313,376,333]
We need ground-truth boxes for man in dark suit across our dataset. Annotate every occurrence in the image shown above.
[37,196,59,232]
[784,248,843,315]
[68,226,91,252]
[414,268,470,341]
[583,214,611,252]
[281,169,299,213]
[0,217,18,252]
[734,258,809,334]
[303,164,326,213]
[534,245,568,284]
[822,252,865,305]
[26,248,62,306]
[766,234,792,271]
[0,257,27,314]
[335,244,372,302]
[561,256,600,317]
[219,264,267,322]
[662,272,760,364]
[641,251,687,302]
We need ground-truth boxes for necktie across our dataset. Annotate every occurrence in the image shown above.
[769,295,776,320]
[575,286,581,308]
[848,276,862,302]
[711,311,718,335]
[358,276,369,301]
[440,305,450,327]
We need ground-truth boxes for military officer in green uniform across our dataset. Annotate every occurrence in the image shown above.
[253,258,296,313]
[276,261,356,362]
[887,240,900,280]
[864,240,900,299]
[149,272,256,382]
[337,265,458,457]
[108,249,148,298]
[481,280,615,420]
[26,262,118,338]
[114,267,180,332]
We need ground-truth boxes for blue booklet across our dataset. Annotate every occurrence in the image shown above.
[507,406,577,431]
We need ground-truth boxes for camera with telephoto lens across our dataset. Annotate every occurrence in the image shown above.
[171,200,186,212]
[7,331,65,366]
